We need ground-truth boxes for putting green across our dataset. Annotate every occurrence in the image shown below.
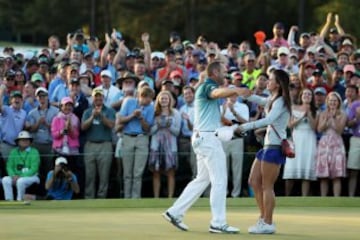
[0,197,359,240]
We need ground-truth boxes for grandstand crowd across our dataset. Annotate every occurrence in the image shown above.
[0,12,359,201]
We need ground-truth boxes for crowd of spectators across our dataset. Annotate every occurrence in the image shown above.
[0,12,359,201]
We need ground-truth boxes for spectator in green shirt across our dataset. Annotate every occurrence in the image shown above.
[1,131,40,201]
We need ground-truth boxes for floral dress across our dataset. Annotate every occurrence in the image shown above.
[315,127,346,179]
[148,110,181,171]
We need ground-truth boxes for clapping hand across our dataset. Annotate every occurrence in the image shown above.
[92,107,102,117]
[181,112,189,120]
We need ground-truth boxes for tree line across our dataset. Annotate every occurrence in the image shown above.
[0,0,359,50]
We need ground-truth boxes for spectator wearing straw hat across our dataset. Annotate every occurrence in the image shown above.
[2,131,40,201]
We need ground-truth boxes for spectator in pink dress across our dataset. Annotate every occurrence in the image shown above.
[316,92,347,196]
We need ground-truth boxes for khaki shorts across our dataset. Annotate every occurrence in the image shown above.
[347,136,360,170]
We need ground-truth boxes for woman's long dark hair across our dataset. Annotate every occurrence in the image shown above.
[268,69,292,114]
[298,88,317,118]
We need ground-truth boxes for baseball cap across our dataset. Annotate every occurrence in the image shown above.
[100,69,112,79]
[314,87,327,95]
[126,51,137,59]
[164,48,175,56]
[58,61,70,70]
[92,88,104,97]
[10,90,22,98]
[184,42,195,50]
[170,70,182,79]
[277,47,290,57]
[300,32,310,38]
[307,47,316,54]
[191,49,203,57]
[329,28,338,34]
[312,69,323,76]
[5,69,15,79]
[342,39,353,46]
[343,64,356,73]
[289,53,298,59]
[231,71,243,81]
[138,80,149,88]
[229,43,239,49]
[55,157,68,166]
[35,87,48,96]
[206,48,217,57]
[161,79,173,85]
[31,73,44,82]
[151,52,161,59]
[70,65,79,72]
[70,78,80,85]
[61,96,74,105]
[78,74,90,80]
[189,76,199,82]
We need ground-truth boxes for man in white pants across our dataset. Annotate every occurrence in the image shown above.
[163,61,247,233]
[220,87,250,197]
[2,131,40,201]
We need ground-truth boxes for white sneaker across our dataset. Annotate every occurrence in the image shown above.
[162,211,189,231]
[248,219,275,234]
[209,224,240,234]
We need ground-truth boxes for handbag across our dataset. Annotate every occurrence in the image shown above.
[270,125,295,158]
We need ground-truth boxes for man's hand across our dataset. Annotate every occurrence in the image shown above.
[54,165,62,175]
[334,14,340,25]
[237,87,252,98]
[133,109,142,119]
[326,12,333,23]
[141,32,149,42]
[92,107,102,117]
[105,33,111,44]
[38,116,46,125]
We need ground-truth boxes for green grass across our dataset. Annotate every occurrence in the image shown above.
[0,197,359,240]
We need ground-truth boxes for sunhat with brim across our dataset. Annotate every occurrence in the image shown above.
[15,131,33,143]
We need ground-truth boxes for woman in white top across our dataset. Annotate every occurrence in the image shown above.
[283,88,318,196]
[237,69,291,234]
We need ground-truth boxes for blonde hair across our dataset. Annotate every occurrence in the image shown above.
[326,91,344,116]
[154,90,174,116]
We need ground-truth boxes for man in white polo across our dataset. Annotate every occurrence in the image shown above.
[94,70,120,108]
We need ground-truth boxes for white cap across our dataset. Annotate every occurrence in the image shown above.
[100,69,112,79]
[35,87,48,96]
[342,39,353,46]
[55,157,68,166]
[277,47,290,57]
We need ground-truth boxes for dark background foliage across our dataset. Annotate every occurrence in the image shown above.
[0,0,359,49]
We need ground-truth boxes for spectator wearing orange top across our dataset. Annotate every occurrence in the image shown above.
[155,48,184,91]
